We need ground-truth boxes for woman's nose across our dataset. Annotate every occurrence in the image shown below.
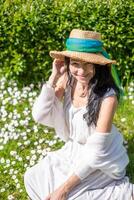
[77,67,86,76]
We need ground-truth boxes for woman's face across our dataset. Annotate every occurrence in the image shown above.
[69,58,95,85]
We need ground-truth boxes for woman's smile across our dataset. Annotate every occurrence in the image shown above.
[75,73,90,79]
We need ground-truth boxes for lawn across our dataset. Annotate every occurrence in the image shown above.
[0,76,133,200]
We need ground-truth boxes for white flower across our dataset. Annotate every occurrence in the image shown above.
[29,92,33,97]
[30,83,34,88]
[10,151,17,156]
[31,155,37,160]
[27,129,31,133]
[16,114,21,118]
[44,129,49,133]
[123,96,127,100]
[0,138,3,143]
[17,142,22,146]
[49,141,54,146]
[12,99,18,105]
[8,194,15,200]
[130,82,134,86]
[128,87,133,92]
[16,183,20,189]
[39,138,44,144]
[9,169,14,175]
[26,167,30,170]
[1,85,5,90]
[0,146,4,150]
[37,149,42,154]
[30,160,35,166]
[0,158,5,164]
[37,145,41,150]
[34,141,38,146]
[33,91,37,96]
[19,120,25,126]
[0,188,5,192]
[31,150,36,154]
[6,163,10,168]
[24,163,28,168]
[24,140,30,145]
[121,118,126,122]
[42,149,47,156]
[1,117,6,121]
[23,110,29,116]
[23,136,27,140]
[132,100,134,105]
[29,97,33,103]
[129,95,133,100]
[11,161,16,165]
[26,156,30,160]
[12,175,16,180]
[18,157,22,162]
[14,170,18,174]
[46,147,51,152]
[6,159,10,164]
[38,155,43,161]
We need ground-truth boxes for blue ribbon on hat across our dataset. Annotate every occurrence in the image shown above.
[66,38,124,102]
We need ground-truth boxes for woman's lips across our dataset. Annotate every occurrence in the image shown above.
[76,74,89,78]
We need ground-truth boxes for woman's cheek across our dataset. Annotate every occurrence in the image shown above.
[70,68,77,76]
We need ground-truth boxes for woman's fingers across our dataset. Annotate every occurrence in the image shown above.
[53,59,66,75]
[44,195,51,200]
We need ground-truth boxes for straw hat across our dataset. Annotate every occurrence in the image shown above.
[50,29,116,65]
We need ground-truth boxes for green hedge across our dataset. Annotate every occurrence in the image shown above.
[0,0,133,86]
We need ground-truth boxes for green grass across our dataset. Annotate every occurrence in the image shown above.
[0,76,133,199]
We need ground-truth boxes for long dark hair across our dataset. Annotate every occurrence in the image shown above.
[64,56,120,127]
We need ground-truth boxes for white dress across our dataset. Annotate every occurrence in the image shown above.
[24,80,134,200]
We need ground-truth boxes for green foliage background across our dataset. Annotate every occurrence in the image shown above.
[0,0,134,86]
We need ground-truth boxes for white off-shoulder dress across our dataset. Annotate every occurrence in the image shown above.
[24,79,134,200]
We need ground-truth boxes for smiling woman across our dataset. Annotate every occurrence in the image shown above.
[24,29,134,200]
[70,59,95,81]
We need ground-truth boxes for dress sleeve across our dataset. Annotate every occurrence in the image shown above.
[32,82,70,142]
[72,130,129,180]
[102,88,117,99]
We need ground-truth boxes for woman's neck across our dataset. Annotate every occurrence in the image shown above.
[73,79,89,98]
[77,82,88,90]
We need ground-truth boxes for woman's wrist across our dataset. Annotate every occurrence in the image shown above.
[61,174,81,193]
[48,73,60,88]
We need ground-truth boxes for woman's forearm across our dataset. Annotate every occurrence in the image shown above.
[48,73,60,88]
[61,173,81,193]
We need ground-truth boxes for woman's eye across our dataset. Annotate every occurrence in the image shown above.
[71,62,79,66]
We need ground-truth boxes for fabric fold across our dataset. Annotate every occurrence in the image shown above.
[73,131,129,180]
[32,82,70,142]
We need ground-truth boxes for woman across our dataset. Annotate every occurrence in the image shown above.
[24,29,134,200]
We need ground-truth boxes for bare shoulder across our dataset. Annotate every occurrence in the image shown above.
[96,95,118,133]
[101,95,118,108]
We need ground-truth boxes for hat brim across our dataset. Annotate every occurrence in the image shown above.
[49,50,116,65]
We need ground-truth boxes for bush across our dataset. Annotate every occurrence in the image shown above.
[0,0,133,86]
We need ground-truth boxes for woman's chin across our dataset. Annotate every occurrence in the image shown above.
[75,76,90,83]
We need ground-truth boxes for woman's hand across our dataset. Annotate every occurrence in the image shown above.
[45,185,68,200]
[52,59,67,77]
[48,59,67,91]
[48,59,68,101]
